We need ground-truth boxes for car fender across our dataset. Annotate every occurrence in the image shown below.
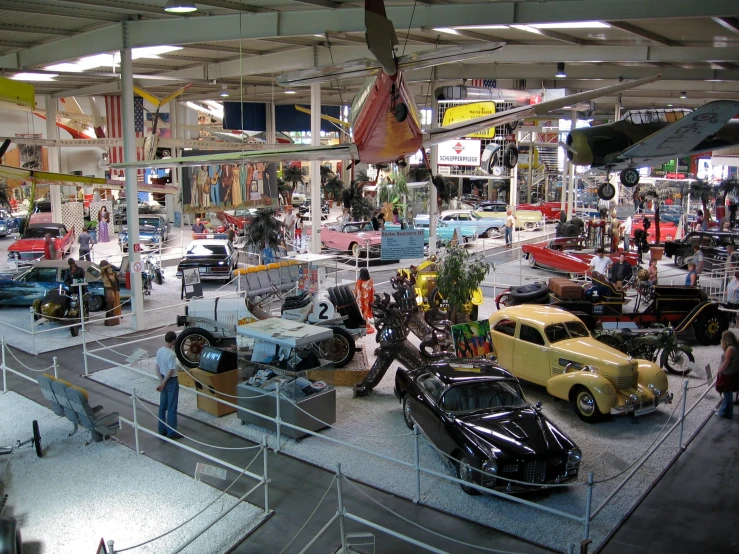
[636,359,669,392]
[546,371,617,414]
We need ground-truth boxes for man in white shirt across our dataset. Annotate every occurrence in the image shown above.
[691,244,705,274]
[155,331,183,439]
[621,215,632,252]
[283,205,297,242]
[589,248,613,276]
[504,209,516,248]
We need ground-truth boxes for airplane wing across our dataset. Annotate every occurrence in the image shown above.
[424,75,661,147]
[277,43,506,88]
[616,100,739,162]
[111,144,358,170]
[0,135,277,151]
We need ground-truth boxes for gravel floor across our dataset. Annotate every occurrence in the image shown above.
[0,391,265,554]
[89,333,723,552]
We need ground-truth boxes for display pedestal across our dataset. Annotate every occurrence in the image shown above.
[236,382,336,439]
[190,367,239,417]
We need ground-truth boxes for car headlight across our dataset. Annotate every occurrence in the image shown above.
[8,252,18,259]
[482,460,498,486]
[601,383,616,396]
[566,449,582,471]
[627,393,640,406]
[70,299,78,308]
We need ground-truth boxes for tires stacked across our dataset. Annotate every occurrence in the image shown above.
[508,282,550,306]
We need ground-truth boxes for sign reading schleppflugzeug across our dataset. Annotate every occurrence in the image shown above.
[381,230,424,260]
[437,139,482,166]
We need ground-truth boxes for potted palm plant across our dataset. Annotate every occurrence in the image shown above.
[436,245,490,324]
[281,165,308,205]
[323,175,343,208]
[246,208,285,262]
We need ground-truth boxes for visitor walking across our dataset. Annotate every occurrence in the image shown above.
[716,330,739,419]
[155,331,183,439]
[99,260,121,326]
[504,209,515,248]
[691,244,705,274]
[78,227,94,262]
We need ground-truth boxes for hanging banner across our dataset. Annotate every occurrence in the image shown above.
[442,102,496,138]
[437,139,482,167]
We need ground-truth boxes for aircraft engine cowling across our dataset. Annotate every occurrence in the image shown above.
[566,130,594,166]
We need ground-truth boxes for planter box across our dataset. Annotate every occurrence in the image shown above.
[650,246,664,261]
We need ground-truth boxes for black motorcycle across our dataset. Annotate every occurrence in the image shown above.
[32,285,88,337]
[595,325,695,376]
[143,254,164,285]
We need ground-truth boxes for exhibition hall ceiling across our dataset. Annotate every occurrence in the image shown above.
[0,0,737,115]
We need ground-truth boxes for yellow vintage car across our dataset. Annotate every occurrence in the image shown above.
[398,257,483,319]
[489,305,673,422]
[474,206,544,231]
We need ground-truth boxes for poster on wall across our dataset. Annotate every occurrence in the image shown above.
[451,320,494,358]
[180,150,278,213]
[437,139,482,167]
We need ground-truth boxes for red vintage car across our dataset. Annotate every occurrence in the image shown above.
[630,214,678,243]
[523,237,638,274]
[518,201,563,221]
[307,221,382,257]
[7,223,75,268]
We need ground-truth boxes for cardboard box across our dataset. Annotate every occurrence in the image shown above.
[190,367,239,417]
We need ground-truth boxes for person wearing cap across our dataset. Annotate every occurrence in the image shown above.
[63,258,85,287]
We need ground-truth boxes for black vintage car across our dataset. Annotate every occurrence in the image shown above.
[176,239,238,282]
[394,361,581,494]
[664,231,739,270]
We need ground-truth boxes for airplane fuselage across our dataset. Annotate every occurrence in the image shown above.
[567,119,739,169]
[350,70,423,164]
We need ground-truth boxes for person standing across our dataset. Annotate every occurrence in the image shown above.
[295,213,303,247]
[354,268,375,334]
[691,243,705,274]
[726,271,739,327]
[155,331,183,439]
[716,330,739,419]
[99,260,121,326]
[43,233,57,260]
[621,215,632,252]
[726,244,739,280]
[192,217,206,234]
[98,206,110,243]
[504,209,516,248]
[610,252,633,287]
[685,262,698,286]
[208,164,221,206]
[283,205,297,242]
[647,259,658,285]
[78,226,94,262]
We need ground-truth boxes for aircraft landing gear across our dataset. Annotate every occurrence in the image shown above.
[620,167,640,187]
[393,102,408,122]
[598,164,616,201]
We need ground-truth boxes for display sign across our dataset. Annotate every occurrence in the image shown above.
[181,267,203,300]
[133,243,140,253]
[437,139,482,167]
[441,102,496,139]
[381,230,424,260]
[132,261,142,273]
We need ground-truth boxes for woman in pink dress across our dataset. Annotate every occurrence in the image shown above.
[98,206,110,243]
[354,268,375,334]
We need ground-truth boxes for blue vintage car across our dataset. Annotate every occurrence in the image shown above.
[439,210,506,237]
[0,209,19,238]
[118,215,170,252]
[412,216,477,244]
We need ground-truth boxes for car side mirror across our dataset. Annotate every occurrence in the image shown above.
[534,401,542,412]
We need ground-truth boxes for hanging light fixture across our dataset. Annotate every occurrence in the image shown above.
[679,91,688,99]
[555,62,567,78]
[164,0,197,14]
[220,84,230,98]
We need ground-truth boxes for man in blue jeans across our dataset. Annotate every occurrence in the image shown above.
[155,331,183,439]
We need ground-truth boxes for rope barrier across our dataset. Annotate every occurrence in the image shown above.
[277,476,337,554]
[179,368,275,401]
[135,397,264,452]
[115,446,263,552]
[4,347,55,373]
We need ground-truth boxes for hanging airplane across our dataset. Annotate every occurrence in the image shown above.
[108,0,659,173]
[564,100,739,194]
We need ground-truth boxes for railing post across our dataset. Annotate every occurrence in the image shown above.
[79,283,89,376]
[262,435,270,515]
[52,356,59,379]
[583,471,594,540]
[336,464,347,554]
[132,388,141,455]
[1,335,6,393]
[413,423,421,504]
[567,543,575,554]
[29,306,36,355]
[678,379,689,449]
[107,539,115,554]
[180,230,184,257]
[275,382,282,452]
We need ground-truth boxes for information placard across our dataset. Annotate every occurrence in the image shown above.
[381,230,424,260]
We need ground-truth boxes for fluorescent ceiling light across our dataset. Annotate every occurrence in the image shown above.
[45,47,182,72]
[555,62,567,78]
[432,28,459,35]
[284,90,297,94]
[531,22,610,29]
[11,72,57,81]
[454,25,509,30]
[164,0,197,13]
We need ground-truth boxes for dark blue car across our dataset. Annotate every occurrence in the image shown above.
[0,209,19,238]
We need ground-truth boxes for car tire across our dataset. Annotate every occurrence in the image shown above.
[33,419,42,458]
[694,310,727,346]
[528,254,537,269]
[509,282,549,304]
[350,242,361,257]
[318,327,356,368]
[457,454,481,495]
[674,255,687,268]
[88,295,104,312]
[571,385,603,423]
[484,227,499,238]
[175,327,215,368]
[401,396,414,430]
[503,144,519,169]
[524,222,535,231]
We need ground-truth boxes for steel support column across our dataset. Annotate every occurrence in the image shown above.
[121,46,144,330]
[428,73,438,256]
[310,83,321,254]
[567,109,577,219]
[44,95,63,224]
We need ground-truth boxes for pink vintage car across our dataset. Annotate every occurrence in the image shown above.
[307,221,382,257]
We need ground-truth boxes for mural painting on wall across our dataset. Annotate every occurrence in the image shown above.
[181,151,278,213]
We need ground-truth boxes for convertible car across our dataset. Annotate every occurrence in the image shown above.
[489,305,673,422]
[309,221,382,257]
[438,210,504,238]
[411,216,477,245]
[475,202,544,230]
[176,239,238,282]
[118,215,170,252]
[630,214,677,242]
[523,237,639,273]
[394,361,582,493]
[7,223,74,269]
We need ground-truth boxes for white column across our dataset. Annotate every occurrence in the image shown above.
[509,130,518,211]
[310,83,322,254]
[428,74,438,255]
[567,109,577,219]
[44,95,63,224]
[121,47,144,330]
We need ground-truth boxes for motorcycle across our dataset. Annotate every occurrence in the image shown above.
[32,285,88,337]
[595,325,694,376]
[143,254,164,285]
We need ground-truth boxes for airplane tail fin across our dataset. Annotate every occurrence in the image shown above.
[365,0,398,76]
[89,97,106,138]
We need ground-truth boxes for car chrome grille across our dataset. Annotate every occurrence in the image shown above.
[604,372,638,390]
[523,460,547,484]
[547,458,562,467]
[502,464,518,473]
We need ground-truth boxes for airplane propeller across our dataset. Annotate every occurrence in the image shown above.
[559,140,578,155]
[365,0,399,76]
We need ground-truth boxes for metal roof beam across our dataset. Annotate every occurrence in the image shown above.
[192,1,261,13]
[50,0,177,18]
[712,17,739,34]
[0,24,75,37]
[608,21,679,46]
[0,1,124,22]
[289,0,340,8]
[395,32,454,46]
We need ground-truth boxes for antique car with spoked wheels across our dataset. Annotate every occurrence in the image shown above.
[489,305,673,423]
[394,360,582,494]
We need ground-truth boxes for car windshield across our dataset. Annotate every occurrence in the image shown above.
[24,227,59,239]
[441,380,528,413]
[0,210,11,219]
[235,209,256,218]
[187,244,227,256]
[545,321,590,343]
[343,223,372,233]
[139,218,161,228]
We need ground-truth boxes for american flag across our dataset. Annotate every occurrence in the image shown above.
[468,79,497,88]
[104,95,145,179]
